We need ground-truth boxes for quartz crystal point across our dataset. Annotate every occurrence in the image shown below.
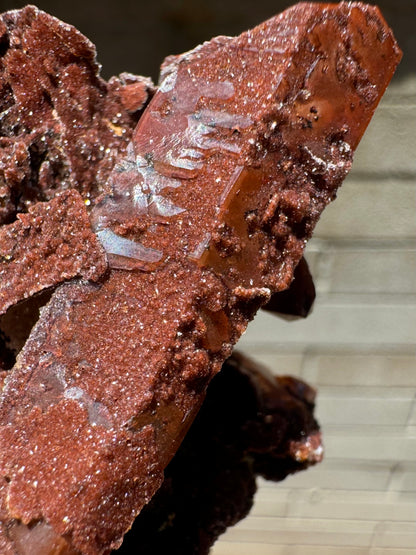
[0,3,401,554]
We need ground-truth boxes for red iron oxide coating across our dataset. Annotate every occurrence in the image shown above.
[0,3,401,554]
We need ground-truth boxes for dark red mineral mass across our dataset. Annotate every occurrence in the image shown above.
[262,256,316,318]
[0,3,401,555]
[117,352,322,555]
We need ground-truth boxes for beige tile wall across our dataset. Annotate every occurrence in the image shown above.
[212,27,416,555]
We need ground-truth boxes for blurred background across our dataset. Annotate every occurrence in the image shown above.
[0,0,415,553]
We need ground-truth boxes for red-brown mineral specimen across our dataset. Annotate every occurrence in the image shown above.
[0,3,401,554]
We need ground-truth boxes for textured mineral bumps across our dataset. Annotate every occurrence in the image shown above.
[0,5,153,225]
[0,2,401,555]
[0,190,107,315]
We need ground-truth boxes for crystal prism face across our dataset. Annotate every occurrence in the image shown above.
[91,3,401,293]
